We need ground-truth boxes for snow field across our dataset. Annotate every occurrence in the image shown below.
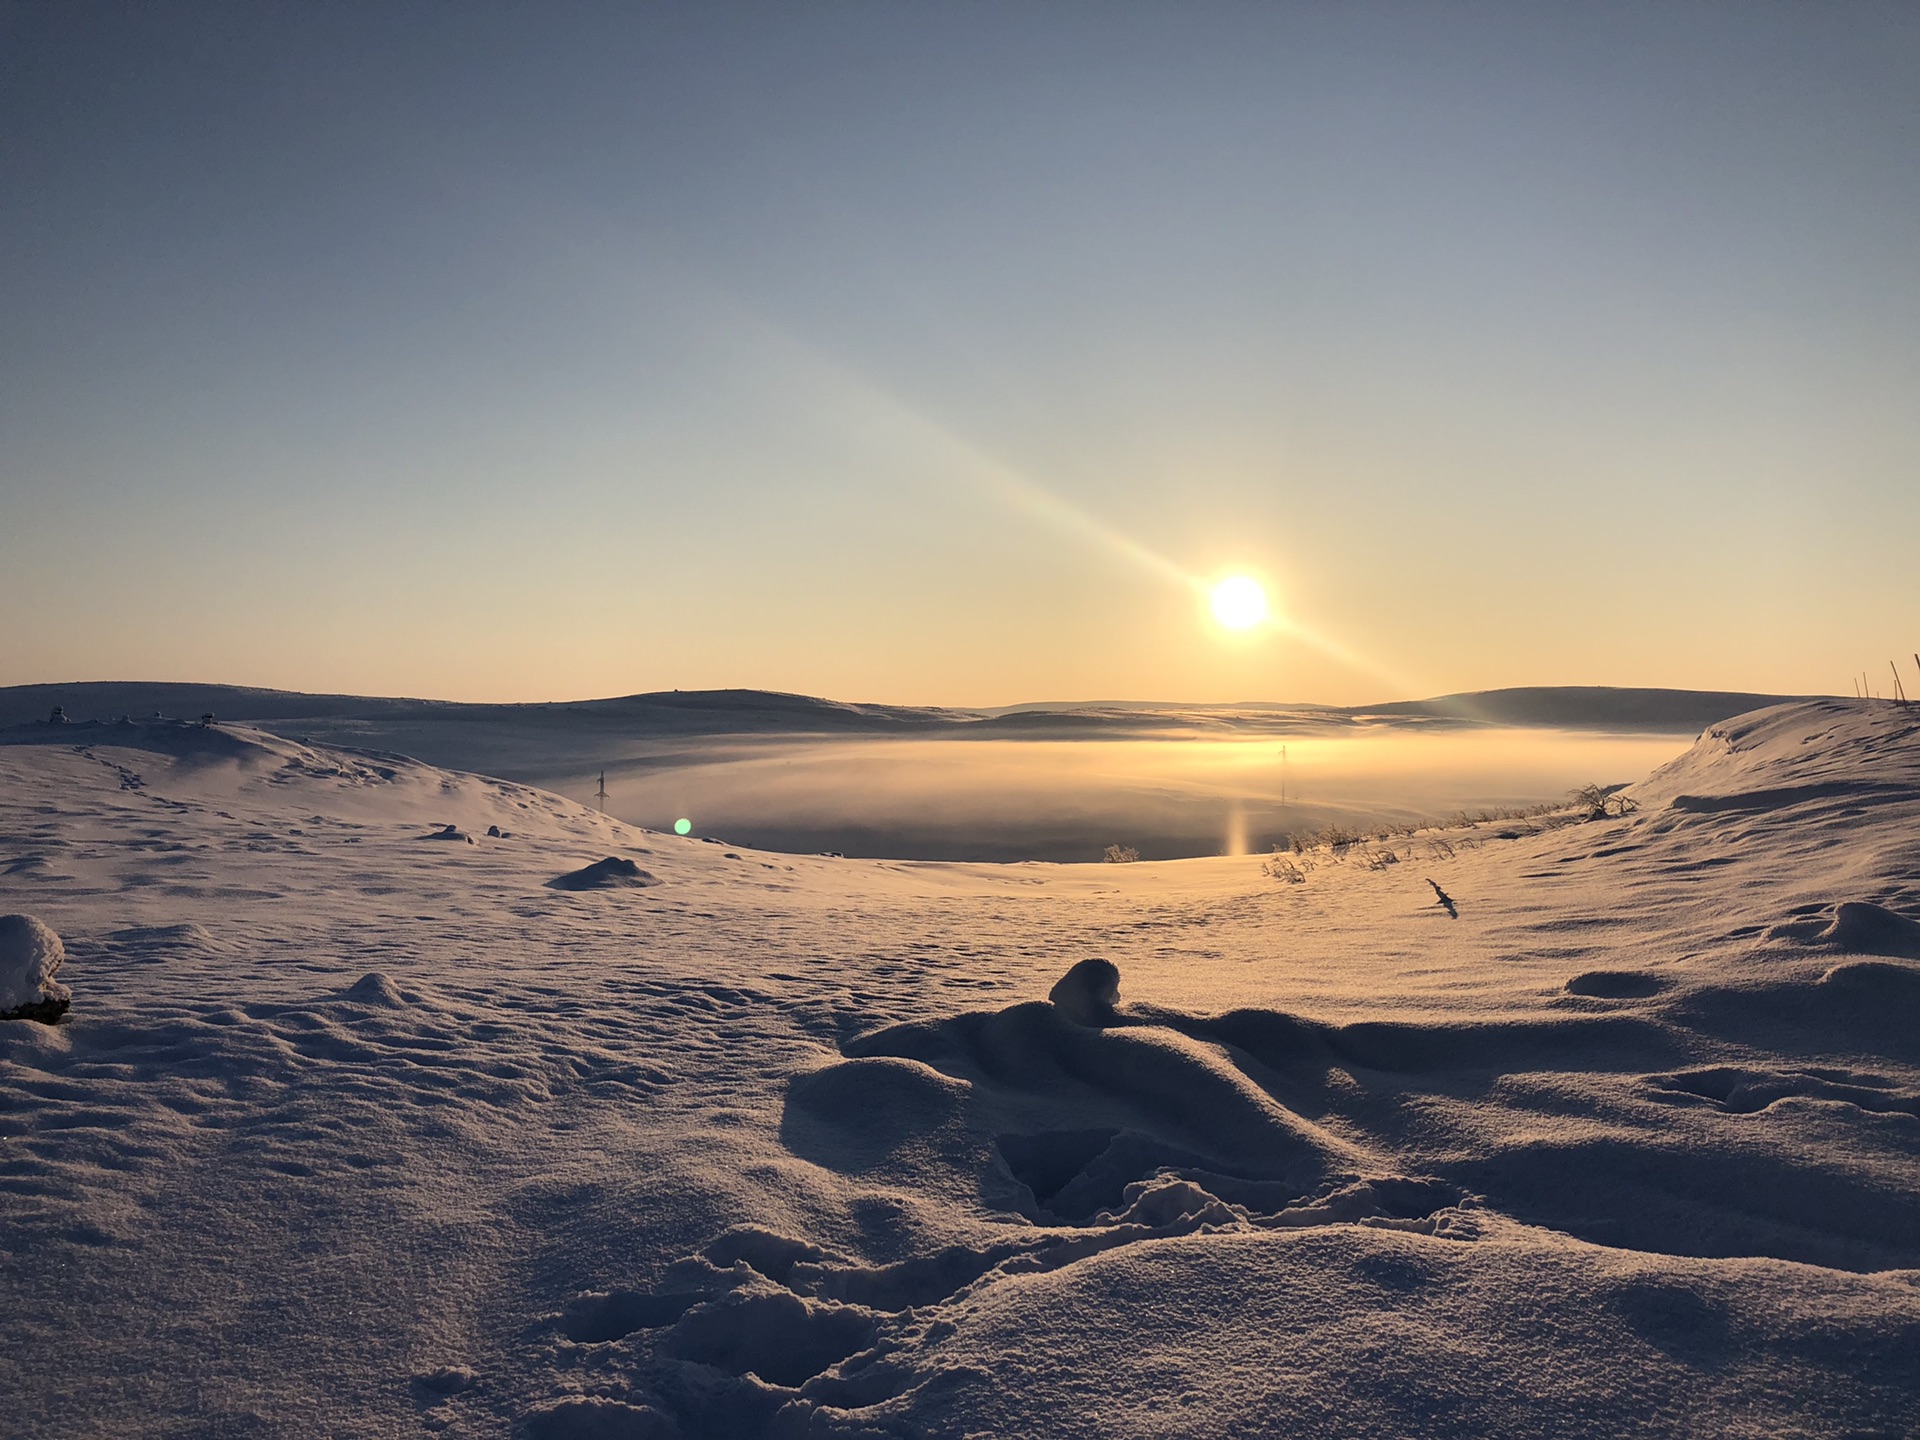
[1,701,1917,1437]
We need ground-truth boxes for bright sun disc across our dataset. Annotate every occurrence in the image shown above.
[1210,575,1270,631]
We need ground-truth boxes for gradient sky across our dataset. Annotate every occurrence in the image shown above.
[4,2,1917,706]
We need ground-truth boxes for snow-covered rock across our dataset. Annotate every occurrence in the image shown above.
[1047,956,1121,1025]
[547,855,657,890]
[0,913,70,1023]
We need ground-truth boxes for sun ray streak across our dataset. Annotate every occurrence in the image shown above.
[615,253,1428,696]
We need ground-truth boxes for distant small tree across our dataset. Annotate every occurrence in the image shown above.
[1103,844,1140,864]
[1570,783,1637,820]
[1264,853,1308,883]
[1570,783,1606,817]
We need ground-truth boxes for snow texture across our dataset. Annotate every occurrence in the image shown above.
[2,701,1919,1438]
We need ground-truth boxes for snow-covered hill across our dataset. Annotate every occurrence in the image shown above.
[2,702,1916,1437]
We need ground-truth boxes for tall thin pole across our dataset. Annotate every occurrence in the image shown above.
[1894,661,1910,705]
[595,770,608,811]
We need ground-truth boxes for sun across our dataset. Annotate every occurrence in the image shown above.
[1209,574,1270,631]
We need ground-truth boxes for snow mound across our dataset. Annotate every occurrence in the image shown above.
[1047,957,1122,1025]
[0,913,69,1023]
[785,1056,972,1168]
[1823,901,1920,958]
[521,1396,678,1439]
[547,856,658,891]
[1818,959,1920,1004]
[343,972,408,1007]
[410,1364,477,1397]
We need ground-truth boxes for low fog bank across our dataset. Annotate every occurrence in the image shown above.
[552,730,1693,862]
[0,683,1722,860]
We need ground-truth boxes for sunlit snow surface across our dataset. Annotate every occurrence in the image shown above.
[2,702,1918,1438]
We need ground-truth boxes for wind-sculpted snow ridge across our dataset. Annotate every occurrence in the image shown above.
[528,951,1920,1438]
[1632,696,1920,813]
[3,700,1920,1438]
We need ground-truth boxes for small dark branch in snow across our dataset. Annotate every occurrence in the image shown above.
[1426,878,1458,919]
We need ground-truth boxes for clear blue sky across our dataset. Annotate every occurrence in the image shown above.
[4,2,1916,704]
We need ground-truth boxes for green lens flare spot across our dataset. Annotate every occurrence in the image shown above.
[673,818,692,836]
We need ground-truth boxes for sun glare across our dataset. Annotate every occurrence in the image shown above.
[1209,575,1270,632]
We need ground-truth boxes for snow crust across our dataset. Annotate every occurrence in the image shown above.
[2,704,1918,1437]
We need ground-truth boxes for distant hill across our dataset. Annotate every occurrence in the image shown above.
[0,681,1808,739]
[0,682,968,734]
[0,681,437,726]
[1359,686,1815,731]
[991,687,1812,731]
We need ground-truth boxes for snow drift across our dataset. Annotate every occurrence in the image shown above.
[1,699,1918,1439]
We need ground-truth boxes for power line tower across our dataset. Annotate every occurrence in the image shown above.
[594,771,608,812]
